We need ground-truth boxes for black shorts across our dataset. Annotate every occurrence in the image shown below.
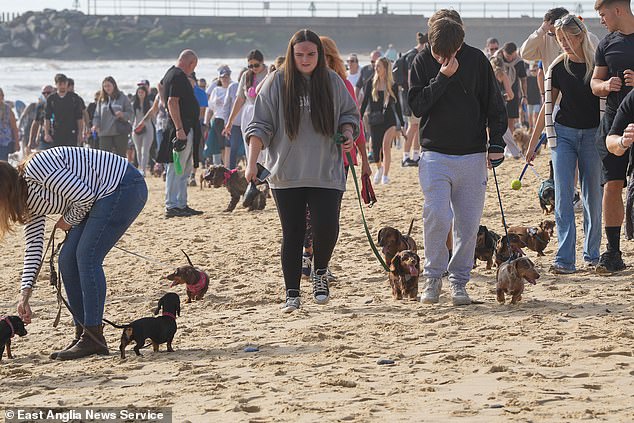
[596,110,628,186]
[505,97,519,119]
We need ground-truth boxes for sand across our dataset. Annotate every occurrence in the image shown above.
[1,151,633,422]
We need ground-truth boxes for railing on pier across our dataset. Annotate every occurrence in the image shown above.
[85,1,594,18]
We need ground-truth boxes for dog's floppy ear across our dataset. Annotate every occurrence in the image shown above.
[378,228,385,246]
[390,254,401,274]
[154,297,164,315]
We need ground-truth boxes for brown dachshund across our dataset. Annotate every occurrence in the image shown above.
[203,165,248,212]
[474,225,500,269]
[389,250,420,300]
[378,219,417,268]
[496,257,540,304]
[508,220,555,256]
[166,251,210,303]
[494,233,526,267]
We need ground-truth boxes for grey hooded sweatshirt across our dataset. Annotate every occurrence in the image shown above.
[245,69,359,191]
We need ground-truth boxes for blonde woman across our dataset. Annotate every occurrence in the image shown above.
[359,57,405,184]
[526,14,601,274]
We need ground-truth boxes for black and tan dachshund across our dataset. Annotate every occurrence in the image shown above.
[103,293,181,359]
[0,316,28,361]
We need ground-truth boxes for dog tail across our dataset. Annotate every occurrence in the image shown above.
[102,318,128,329]
[406,218,414,238]
[181,249,195,267]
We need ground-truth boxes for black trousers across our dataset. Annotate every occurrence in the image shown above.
[272,187,343,292]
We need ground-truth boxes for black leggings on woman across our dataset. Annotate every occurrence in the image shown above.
[272,187,343,292]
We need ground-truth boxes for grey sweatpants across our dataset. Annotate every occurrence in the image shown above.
[419,151,488,287]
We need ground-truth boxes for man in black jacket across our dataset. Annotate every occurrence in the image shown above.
[408,11,507,306]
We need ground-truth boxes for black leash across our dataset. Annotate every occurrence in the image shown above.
[346,151,390,272]
[491,165,516,262]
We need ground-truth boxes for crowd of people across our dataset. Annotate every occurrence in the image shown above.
[1,0,634,359]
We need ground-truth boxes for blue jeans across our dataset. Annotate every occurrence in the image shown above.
[551,123,602,270]
[165,130,194,209]
[229,125,244,169]
[59,164,147,326]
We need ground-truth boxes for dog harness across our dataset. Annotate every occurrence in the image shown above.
[162,312,177,320]
[187,271,208,297]
[2,317,15,338]
[223,168,238,186]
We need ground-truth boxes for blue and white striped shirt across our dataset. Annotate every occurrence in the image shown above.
[21,147,128,290]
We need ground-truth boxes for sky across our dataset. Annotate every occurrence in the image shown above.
[2,1,597,18]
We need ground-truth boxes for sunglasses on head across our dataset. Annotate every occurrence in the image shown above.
[248,63,262,69]
[554,15,584,32]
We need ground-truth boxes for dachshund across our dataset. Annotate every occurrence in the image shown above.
[474,225,500,269]
[494,233,526,267]
[508,220,555,257]
[0,316,28,361]
[388,250,420,301]
[539,161,555,215]
[378,219,417,269]
[203,165,248,212]
[166,251,210,303]
[496,257,540,304]
[103,293,181,359]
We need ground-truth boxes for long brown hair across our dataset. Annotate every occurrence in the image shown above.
[245,49,264,88]
[282,29,334,140]
[0,161,30,240]
[319,36,347,80]
[98,76,122,103]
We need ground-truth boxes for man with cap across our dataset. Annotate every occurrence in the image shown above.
[28,85,55,151]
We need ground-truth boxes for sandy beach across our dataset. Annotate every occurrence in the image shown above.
[1,151,633,422]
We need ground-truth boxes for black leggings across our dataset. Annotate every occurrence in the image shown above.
[272,188,343,292]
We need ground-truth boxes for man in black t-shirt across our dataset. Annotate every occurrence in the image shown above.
[44,73,83,147]
[156,49,203,218]
[498,42,527,131]
[590,0,634,273]
[354,50,381,104]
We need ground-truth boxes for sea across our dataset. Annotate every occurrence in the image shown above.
[0,57,251,105]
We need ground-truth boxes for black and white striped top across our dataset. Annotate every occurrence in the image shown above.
[21,147,128,290]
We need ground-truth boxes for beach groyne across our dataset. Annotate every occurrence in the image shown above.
[0,9,608,59]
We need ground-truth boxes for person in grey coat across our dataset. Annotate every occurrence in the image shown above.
[92,76,133,157]
[245,29,359,314]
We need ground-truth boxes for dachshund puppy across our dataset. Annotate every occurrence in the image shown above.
[378,220,417,268]
[167,265,210,303]
[0,316,28,361]
[508,220,555,256]
[103,293,181,359]
[496,257,540,304]
[474,225,500,269]
[494,233,526,267]
[389,250,420,301]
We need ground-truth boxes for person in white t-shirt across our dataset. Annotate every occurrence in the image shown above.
[346,54,361,88]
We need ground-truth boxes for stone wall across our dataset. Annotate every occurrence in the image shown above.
[0,10,608,59]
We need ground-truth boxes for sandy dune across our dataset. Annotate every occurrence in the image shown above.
[1,150,633,422]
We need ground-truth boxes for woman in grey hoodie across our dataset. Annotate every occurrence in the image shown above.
[245,29,359,313]
[92,76,133,158]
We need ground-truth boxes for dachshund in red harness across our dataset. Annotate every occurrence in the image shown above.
[0,316,28,361]
[103,293,181,359]
[202,165,248,212]
[166,251,210,303]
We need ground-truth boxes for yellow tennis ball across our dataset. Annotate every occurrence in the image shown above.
[511,179,522,190]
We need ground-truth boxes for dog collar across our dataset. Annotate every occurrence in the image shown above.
[162,312,177,320]
[2,317,15,338]
[223,169,238,186]
[187,271,208,296]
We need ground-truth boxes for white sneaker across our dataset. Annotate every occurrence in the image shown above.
[451,284,472,306]
[311,269,330,305]
[420,278,442,304]
[381,175,389,184]
[281,296,301,313]
[373,167,383,184]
